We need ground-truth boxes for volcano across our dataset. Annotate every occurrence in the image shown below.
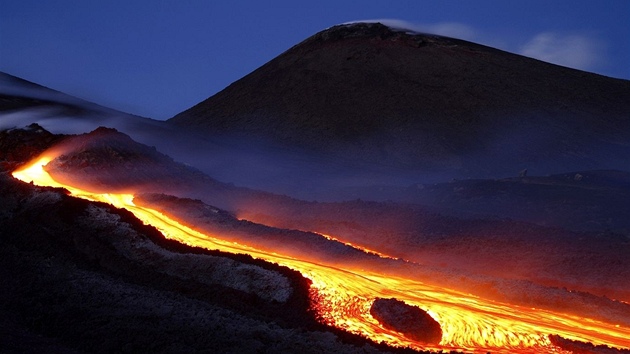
[2,21,630,353]
[171,22,630,178]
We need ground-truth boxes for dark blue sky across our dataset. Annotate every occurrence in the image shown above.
[1,0,629,119]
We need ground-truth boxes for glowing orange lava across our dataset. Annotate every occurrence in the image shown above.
[13,154,630,353]
[317,232,399,259]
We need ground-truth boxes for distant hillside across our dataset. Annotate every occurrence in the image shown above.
[0,71,169,139]
[0,72,197,174]
[0,71,120,116]
[170,22,630,177]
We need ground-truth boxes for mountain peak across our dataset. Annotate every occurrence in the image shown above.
[316,22,419,41]
[170,24,630,178]
[300,22,471,53]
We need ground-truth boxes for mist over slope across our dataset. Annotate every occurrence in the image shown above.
[171,22,630,181]
[19,126,627,307]
[0,72,160,133]
[0,71,342,198]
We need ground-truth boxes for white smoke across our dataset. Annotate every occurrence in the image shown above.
[0,73,91,109]
[343,20,607,74]
[520,32,603,71]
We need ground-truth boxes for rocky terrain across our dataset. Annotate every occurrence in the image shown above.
[370,298,442,345]
[549,335,630,354]
[0,127,422,354]
[3,124,630,352]
[2,21,630,353]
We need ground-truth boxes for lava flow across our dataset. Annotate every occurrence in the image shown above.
[12,154,630,353]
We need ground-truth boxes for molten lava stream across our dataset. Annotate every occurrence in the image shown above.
[12,154,630,354]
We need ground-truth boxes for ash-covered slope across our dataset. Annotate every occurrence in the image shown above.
[170,22,630,177]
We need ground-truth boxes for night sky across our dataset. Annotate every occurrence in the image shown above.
[1,0,628,119]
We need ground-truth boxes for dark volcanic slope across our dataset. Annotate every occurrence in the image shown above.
[170,22,630,176]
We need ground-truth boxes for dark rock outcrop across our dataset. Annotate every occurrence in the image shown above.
[549,334,630,353]
[0,123,65,171]
[370,298,442,344]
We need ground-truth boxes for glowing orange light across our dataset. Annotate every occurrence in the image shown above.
[318,232,399,259]
[12,153,630,353]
